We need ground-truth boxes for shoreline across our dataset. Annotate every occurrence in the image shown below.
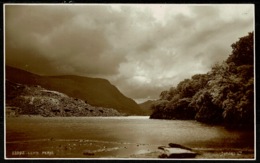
[5,116,254,159]
[6,138,254,159]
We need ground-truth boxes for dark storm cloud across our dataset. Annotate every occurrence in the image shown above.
[5,5,127,76]
[110,5,253,101]
[5,4,254,102]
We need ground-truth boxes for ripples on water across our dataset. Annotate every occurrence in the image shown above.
[6,116,254,159]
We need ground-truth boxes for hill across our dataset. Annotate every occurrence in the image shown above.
[6,80,122,117]
[138,100,156,115]
[6,66,144,115]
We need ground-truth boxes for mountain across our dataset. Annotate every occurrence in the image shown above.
[6,65,144,115]
[138,100,156,115]
[6,80,122,117]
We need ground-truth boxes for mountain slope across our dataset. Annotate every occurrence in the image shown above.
[6,66,144,115]
[138,100,155,115]
[6,80,122,117]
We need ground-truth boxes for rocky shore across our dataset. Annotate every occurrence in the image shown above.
[6,80,123,117]
[6,137,254,159]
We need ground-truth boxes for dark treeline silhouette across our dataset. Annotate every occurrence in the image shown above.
[150,32,254,129]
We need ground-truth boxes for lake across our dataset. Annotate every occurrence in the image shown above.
[5,116,254,159]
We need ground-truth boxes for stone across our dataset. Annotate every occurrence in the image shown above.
[158,143,198,158]
[83,150,95,156]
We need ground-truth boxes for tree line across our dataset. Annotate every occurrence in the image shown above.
[150,32,254,129]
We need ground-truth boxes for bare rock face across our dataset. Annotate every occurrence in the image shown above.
[6,80,123,117]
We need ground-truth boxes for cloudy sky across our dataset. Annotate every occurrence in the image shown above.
[5,4,254,103]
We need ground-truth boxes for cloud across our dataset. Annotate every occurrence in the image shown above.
[5,4,254,102]
[6,5,128,76]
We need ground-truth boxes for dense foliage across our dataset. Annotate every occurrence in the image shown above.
[150,32,254,129]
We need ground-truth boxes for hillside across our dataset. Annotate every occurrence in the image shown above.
[6,66,144,115]
[138,100,156,115]
[150,32,254,129]
[6,80,122,117]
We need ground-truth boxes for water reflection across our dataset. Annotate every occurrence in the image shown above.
[6,116,254,158]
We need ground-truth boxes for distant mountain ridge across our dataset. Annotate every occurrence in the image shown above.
[5,65,144,115]
[138,100,156,115]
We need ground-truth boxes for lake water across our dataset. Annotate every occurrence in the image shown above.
[6,116,254,159]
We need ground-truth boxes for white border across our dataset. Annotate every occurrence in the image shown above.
[253,4,256,160]
[4,3,6,160]
[3,3,256,161]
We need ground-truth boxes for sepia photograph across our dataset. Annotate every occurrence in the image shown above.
[4,4,255,160]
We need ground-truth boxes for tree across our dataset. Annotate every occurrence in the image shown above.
[150,32,254,128]
[159,90,171,101]
[226,32,253,66]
